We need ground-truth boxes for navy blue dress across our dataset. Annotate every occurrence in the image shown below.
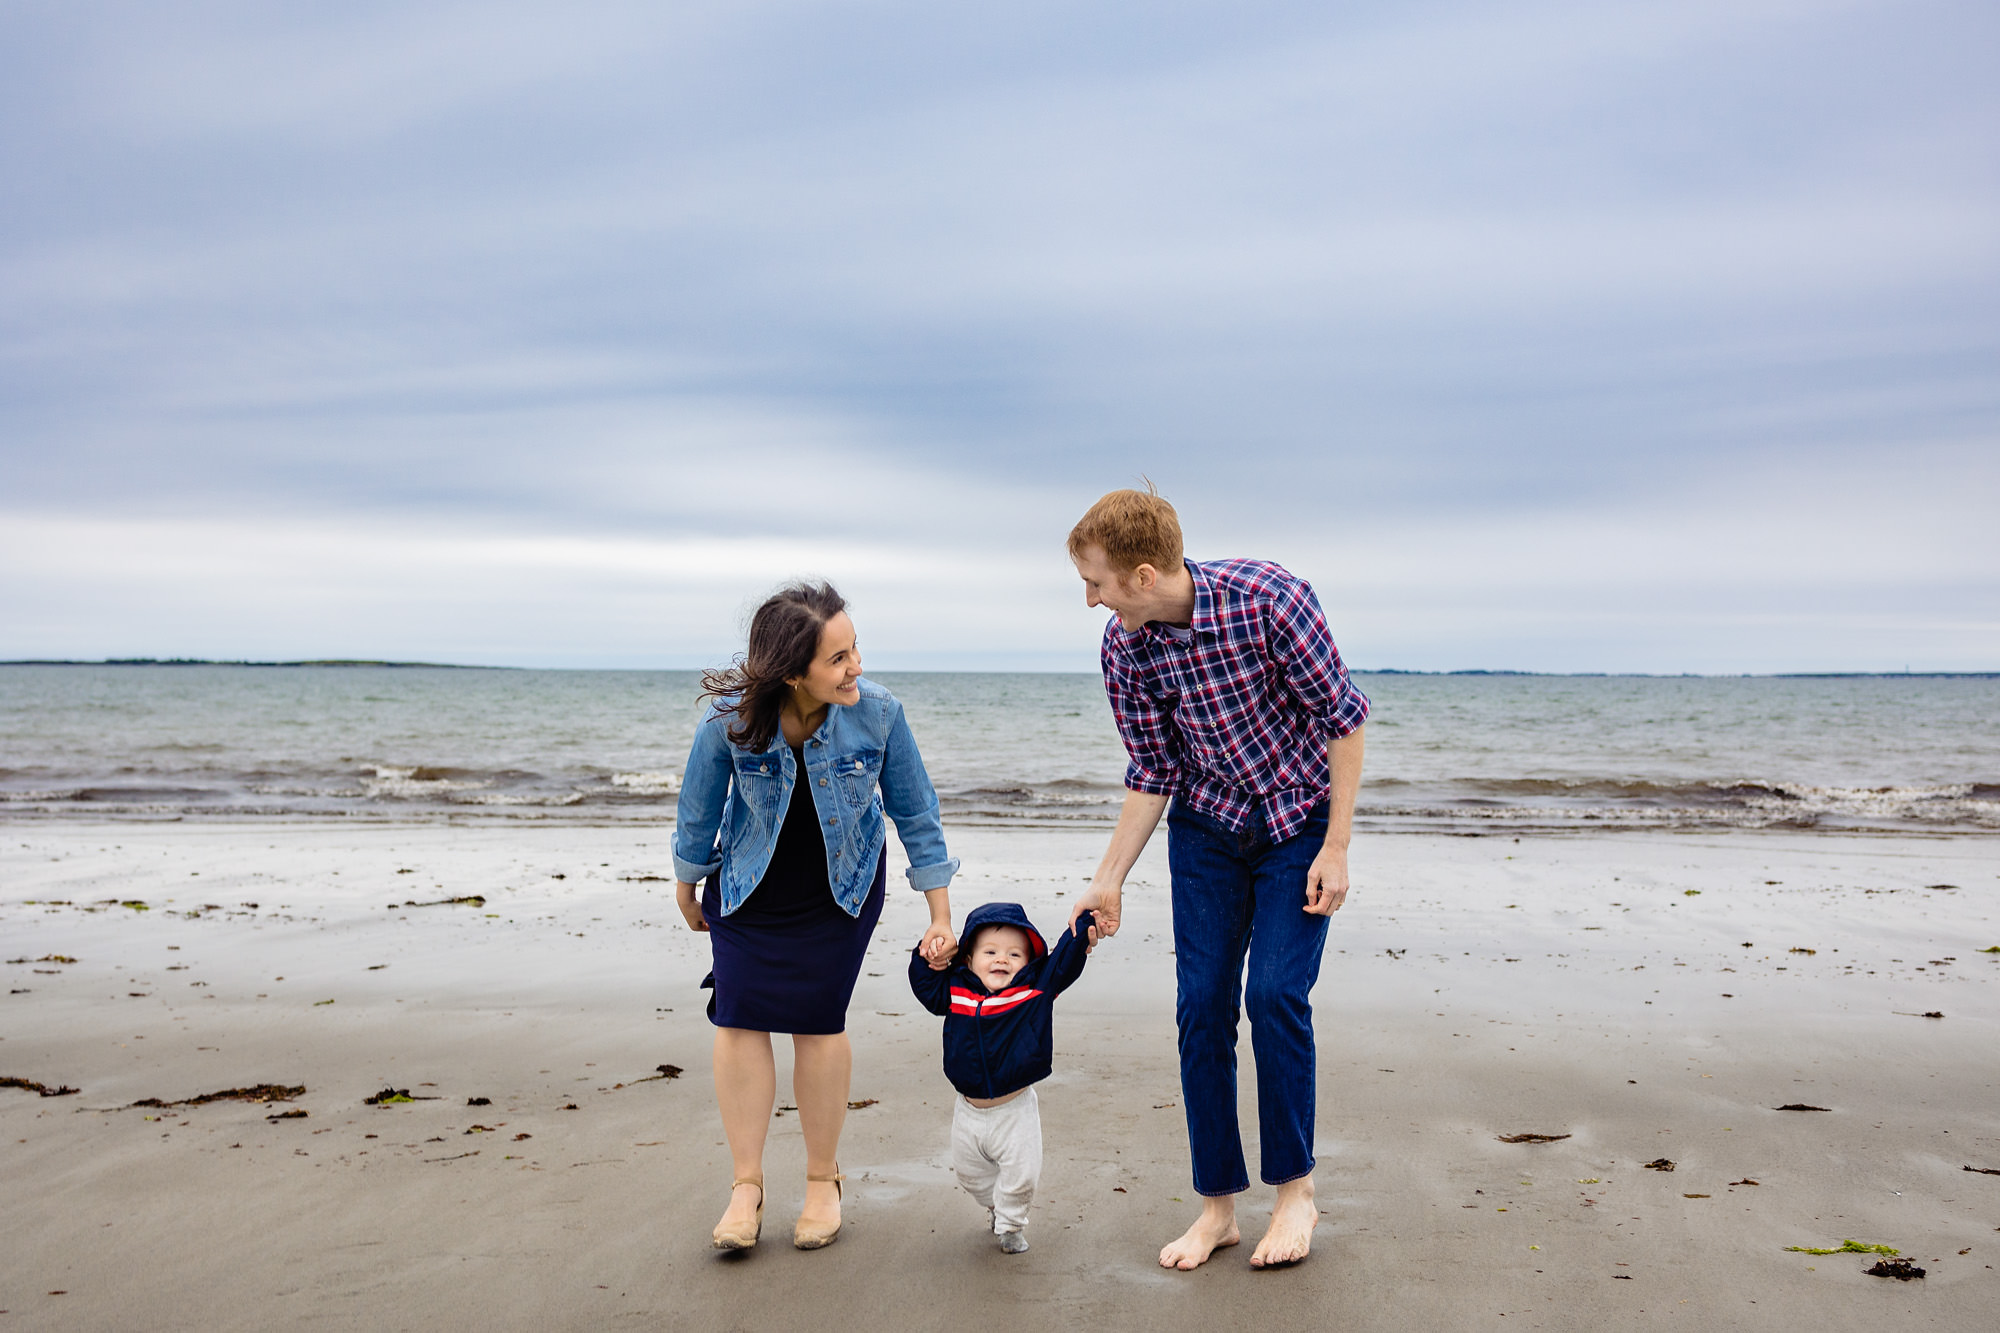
[701,743,886,1034]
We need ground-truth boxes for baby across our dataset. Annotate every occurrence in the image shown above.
[909,901,1095,1253]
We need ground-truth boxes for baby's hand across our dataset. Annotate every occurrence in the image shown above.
[919,922,956,972]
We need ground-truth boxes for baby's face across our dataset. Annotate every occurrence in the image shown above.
[968,925,1032,990]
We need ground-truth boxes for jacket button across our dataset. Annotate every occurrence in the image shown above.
[818,778,828,786]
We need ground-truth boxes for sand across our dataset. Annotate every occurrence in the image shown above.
[2,821,1996,1330]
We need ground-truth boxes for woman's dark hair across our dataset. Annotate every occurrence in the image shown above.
[700,582,848,753]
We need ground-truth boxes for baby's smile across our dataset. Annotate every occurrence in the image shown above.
[968,924,1033,991]
[976,960,1021,989]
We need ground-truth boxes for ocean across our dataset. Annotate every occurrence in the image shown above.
[1,665,1995,835]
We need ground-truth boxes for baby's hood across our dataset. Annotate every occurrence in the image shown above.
[960,901,1047,960]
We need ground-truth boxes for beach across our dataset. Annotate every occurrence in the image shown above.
[4,821,1995,1330]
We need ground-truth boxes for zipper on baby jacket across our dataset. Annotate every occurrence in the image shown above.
[969,969,996,1099]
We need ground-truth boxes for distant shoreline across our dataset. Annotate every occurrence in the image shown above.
[0,659,1993,679]
[1359,668,2000,680]
[0,658,507,670]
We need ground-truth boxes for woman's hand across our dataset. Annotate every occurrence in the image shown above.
[919,886,954,970]
[675,880,708,932]
[919,921,956,970]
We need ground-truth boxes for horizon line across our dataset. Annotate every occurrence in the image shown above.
[3,658,1996,680]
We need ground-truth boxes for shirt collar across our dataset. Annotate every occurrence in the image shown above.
[1144,558,1213,642]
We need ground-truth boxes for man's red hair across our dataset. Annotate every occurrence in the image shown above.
[1067,483,1183,574]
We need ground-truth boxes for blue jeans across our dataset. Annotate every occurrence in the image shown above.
[1168,799,1331,1196]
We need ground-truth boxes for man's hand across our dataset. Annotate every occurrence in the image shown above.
[1070,882,1122,947]
[675,880,708,932]
[1071,789,1164,949]
[1303,844,1349,916]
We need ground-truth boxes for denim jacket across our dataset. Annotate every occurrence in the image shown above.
[672,677,960,917]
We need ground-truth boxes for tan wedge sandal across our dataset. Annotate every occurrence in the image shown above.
[712,1176,764,1250]
[793,1166,844,1250]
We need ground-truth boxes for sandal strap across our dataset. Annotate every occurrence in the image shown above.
[732,1177,765,1191]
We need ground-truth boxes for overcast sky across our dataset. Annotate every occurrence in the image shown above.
[2,0,1995,671]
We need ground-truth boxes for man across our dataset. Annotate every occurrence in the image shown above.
[1067,486,1368,1271]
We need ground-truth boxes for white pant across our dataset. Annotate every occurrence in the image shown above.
[952,1088,1042,1234]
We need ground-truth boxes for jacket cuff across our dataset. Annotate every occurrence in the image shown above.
[673,850,720,883]
[904,856,961,893]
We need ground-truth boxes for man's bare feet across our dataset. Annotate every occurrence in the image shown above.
[1158,1197,1240,1271]
[1249,1176,1317,1269]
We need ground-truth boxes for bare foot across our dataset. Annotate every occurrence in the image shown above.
[1159,1198,1240,1271]
[1249,1176,1317,1269]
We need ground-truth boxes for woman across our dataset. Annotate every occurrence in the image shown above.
[672,582,958,1252]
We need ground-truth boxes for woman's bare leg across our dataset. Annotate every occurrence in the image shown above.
[713,1027,777,1230]
[791,1032,852,1229]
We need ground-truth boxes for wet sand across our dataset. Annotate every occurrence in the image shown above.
[2,822,1997,1330]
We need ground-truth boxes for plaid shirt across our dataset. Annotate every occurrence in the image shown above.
[1100,558,1369,843]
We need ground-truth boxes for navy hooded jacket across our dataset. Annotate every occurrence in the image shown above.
[909,901,1095,1101]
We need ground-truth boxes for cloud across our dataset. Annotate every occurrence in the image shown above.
[0,0,1995,668]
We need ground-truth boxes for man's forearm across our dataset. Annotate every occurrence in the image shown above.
[1093,789,1170,889]
[1324,726,1365,848]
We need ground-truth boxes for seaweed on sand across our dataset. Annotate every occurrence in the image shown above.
[131,1083,304,1107]
[617,1064,683,1088]
[2,1076,79,1098]
[1865,1258,1925,1280]
[609,1064,683,1090]
[1497,1132,1571,1143]
[1784,1240,1898,1256]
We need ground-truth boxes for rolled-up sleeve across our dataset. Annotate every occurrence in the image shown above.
[1102,631,1179,796]
[878,699,960,892]
[671,711,733,883]
[1268,578,1370,741]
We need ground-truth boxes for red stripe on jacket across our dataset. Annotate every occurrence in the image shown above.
[948,985,1044,1016]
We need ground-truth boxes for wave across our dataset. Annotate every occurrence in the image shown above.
[3,764,1995,833]
[945,783,1124,807]
[610,771,681,795]
[1358,779,2000,831]
[60,785,231,803]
